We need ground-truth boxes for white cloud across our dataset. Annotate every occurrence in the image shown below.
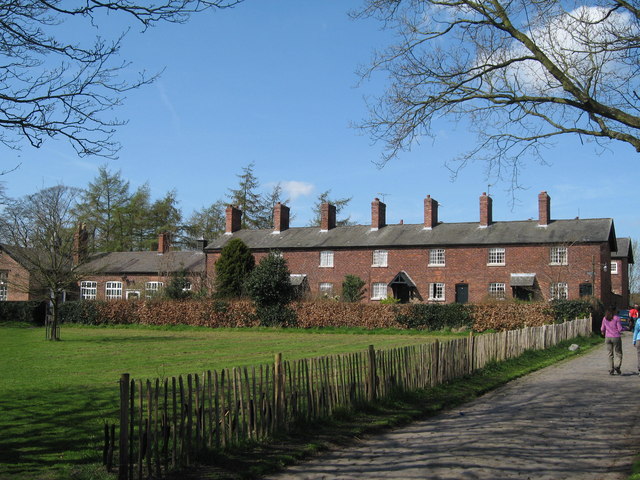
[281,180,314,200]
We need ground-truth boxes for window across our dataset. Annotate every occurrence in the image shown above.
[372,250,388,267]
[145,281,164,298]
[320,251,334,268]
[489,283,506,299]
[0,271,7,301]
[105,281,123,300]
[550,246,568,265]
[488,248,505,265]
[550,282,568,300]
[371,282,387,300]
[183,282,192,292]
[611,261,618,274]
[429,249,445,266]
[319,282,334,295]
[579,283,593,297]
[428,283,445,301]
[80,281,97,300]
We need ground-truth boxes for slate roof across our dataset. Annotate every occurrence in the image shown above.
[205,218,616,252]
[81,251,205,274]
[612,237,634,263]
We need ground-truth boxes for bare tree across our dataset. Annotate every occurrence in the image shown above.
[0,0,239,159]
[631,239,640,294]
[354,0,640,183]
[0,185,85,340]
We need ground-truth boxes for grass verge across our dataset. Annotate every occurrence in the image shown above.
[165,334,602,480]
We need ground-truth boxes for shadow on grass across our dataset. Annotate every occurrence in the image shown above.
[0,385,118,479]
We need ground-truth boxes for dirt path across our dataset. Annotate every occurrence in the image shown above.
[265,334,640,480]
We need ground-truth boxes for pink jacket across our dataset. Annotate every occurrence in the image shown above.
[601,316,623,338]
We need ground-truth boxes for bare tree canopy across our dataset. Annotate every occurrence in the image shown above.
[354,0,640,181]
[0,0,239,158]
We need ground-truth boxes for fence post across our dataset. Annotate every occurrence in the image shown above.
[119,373,130,480]
[367,345,377,402]
[274,353,285,428]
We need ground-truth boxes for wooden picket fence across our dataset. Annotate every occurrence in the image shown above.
[104,318,591,479]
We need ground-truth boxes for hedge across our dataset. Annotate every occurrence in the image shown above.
[0,301,47,325]
[56,298,596,332]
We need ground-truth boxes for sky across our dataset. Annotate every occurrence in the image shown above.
[3,1,639,243]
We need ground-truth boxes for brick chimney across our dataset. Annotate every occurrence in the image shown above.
[538,191,551,227]
[225,205,242,234]
[273,202,290,233]
[157,232,170,254]
[321,203,336,231]
[72,223,88,265]
[371,198,386,230]
[480,192,492,227]
[424,195,438,229]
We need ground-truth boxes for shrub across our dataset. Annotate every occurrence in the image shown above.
[163,270,193,300]
[244,252,294,307]
[342,275,366,303]
[0,301,46,324]
[214,238,255,298]
[396,303,473,330]
[59,301,101,325]
[548,299,593,323]
[254,304,297,327]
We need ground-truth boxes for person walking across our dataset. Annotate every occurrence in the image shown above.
[632,312,640,374]
[630,304,639,329]
[602,309,623,375]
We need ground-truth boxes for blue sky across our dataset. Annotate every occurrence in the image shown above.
[4,1,639,242]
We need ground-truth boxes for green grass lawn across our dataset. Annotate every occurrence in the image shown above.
[0,323,452,480]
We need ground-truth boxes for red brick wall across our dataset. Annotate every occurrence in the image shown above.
[0,253,33,301]
[79,273,204,300]
[206,242,611,304]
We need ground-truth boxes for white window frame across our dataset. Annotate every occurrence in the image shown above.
[372,250,388,267]
[429,249,446,266]
[105,281,123,300]
[550,282,569,300]
[320,251,334,268]
[145,281,164,298]
[428,283,445,301]
[550,246,568,265]
[183,281,192,292]
[611,261,618,274]
[371,282,388,300]
[0,271,7,302]
[80,281,97,300]
[488,248,505,266]
[489,282,506,299]
[319,282,334,295]
[126,290,141,300]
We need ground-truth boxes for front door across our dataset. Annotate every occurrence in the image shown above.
[392,284,411,304]
[455,284,468,304]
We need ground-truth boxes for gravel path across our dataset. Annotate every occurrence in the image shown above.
[265,334,640,480]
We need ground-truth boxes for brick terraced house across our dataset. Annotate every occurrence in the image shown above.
[78,232,205,300]
[205,191,633,307]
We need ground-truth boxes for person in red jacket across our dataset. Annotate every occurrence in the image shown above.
[630,304,639,329]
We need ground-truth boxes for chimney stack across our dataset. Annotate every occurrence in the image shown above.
[480,192,493,227]
[157,232,170,254]
[273,202,290,233]
[321,203,336,231]
[225,205,242,234]
[371,198,386,230]
[538,191,551,226]
[424,195,438,229]
[196,237,208,251]
[73,223,88,265]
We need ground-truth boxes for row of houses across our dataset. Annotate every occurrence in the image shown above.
[0,191,634,308]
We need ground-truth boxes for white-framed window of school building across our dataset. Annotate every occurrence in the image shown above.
[319,282,334,295]
[105,281,123,300]
[550,246,568,265]
[611,261,618,274]
[80,281,97,300]
[145,281,164,298]
[488,247,505,266]
[320,251,334,268]
[429,248,445,266]
[372,250,388,267]
[489,282,506,299]
[428,283,445,301]
[550,282,568,300]
[371,282,387,300]
[0,271,7,301]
